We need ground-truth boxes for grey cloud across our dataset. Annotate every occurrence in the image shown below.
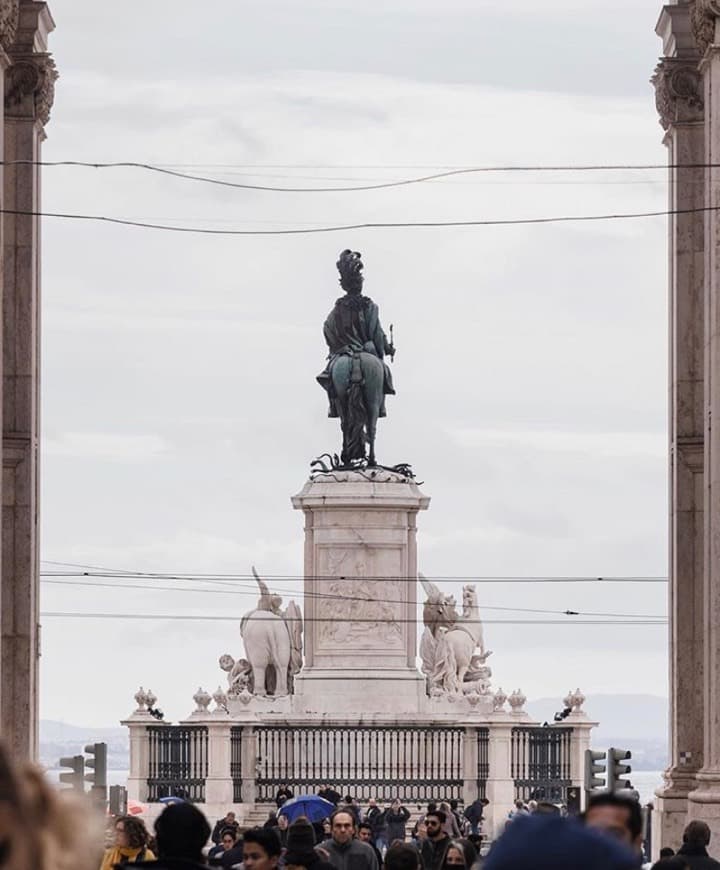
[53,0,661,97]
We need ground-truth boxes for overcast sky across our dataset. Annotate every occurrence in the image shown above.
[40,0,669,728]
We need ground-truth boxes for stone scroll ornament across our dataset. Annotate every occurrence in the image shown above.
[652,58,704,131]
[4,53,58,125]
[316,250,397,469]
[419,575,493,698]
[222,567,303,698]
[690,0,720,56]
[0,0,19,53]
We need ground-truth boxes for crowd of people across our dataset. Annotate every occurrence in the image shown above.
[95,792,720,870]
[91,789,720,870]
[0,737,718,870]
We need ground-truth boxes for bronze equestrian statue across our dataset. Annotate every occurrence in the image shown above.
[317,250,395,467]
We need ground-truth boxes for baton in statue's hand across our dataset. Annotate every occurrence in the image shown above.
[389,323,396,363]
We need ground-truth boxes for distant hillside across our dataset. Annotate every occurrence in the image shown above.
[40,720,129,770]
[526,694,667,738]
[526,694,668,770]
[40,695,670,773]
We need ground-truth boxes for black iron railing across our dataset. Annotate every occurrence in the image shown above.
[231,726,243,803]
[511,726,572,804]
[254,724,466,803]
[147,725,209,803]
[476,727,489,799]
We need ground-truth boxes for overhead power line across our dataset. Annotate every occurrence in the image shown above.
[2,204,713,237]
[39,577,666,620]
[39,611,666,626]
[39,568,668,583]
[0,159,709,193]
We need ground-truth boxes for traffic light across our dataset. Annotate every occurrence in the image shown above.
[84,742,108,803]
[566,786,581,816]
[584,749,607,793]
[109,785,128,816]
[607,747,632,793]
[58,755,84,792]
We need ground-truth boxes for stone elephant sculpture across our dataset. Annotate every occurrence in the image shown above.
[240,609,292,697]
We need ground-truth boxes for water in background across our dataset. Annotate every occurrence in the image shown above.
[44,769,665,806]
[631,770,664,805]
[45,769,129,788]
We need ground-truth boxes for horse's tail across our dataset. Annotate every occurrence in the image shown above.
[343,354,367,461]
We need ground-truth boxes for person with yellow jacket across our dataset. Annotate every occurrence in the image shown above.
[101,815,155,870]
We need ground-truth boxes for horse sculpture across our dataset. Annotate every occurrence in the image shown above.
[317,250,395,466]
[443,585,484,685]
[330,351,385,466]
[419,577,486,694]
[239,568,303,697]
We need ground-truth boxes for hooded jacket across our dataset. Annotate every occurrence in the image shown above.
[321,837,379,870]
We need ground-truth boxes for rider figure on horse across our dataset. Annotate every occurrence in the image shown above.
[317,249,395,421]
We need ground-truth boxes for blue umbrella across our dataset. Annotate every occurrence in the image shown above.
[158,795,187,805]
[277,794,335,823]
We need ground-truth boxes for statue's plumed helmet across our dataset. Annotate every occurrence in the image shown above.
[337,249,364,293]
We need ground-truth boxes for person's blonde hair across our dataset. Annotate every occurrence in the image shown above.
[0,743,103,870]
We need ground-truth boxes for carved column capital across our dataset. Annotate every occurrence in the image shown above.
[4,51,57,125]
[690,0,720,56]
[0,0,19,53]
[653,57,704,130]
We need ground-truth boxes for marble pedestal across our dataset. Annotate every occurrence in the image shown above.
[290,469,429,714]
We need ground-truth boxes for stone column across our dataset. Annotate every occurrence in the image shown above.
[566,719,595,809]
[240,724,257,806]
[122,714,153,803]
[652,1,707,851]
[685,0,720,838]
[484,721,515,840]
[204,720,234,809]
[1,0,55,760]
[462,727,479,806]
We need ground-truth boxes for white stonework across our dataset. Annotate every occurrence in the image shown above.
[124,472,597,831]
[289,471,429,714]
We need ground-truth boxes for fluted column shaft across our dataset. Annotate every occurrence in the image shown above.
[0,0,55,760]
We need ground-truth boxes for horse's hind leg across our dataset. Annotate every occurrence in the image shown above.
[367,409,378,466]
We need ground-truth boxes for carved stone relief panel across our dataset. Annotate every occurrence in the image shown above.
[314,545,405,653]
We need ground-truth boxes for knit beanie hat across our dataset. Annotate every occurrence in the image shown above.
[285,819,317,865]
[484,815,640,870]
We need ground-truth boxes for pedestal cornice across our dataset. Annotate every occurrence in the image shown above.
[658,3,702,57]
[293,472,430,511]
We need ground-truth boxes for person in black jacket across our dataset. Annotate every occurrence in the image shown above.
[359,822,384,868]
[208,829,238,865]
[284,818,336,870]
[276,785,294,808]
[419,811,450,870]
[676,821,720,870]
[385,800,411,844]
[212,811,240,845]
[318,784,342,806]
[134,803,211,870]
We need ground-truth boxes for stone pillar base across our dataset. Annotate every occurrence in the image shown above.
[292,667,426,715]
[685,773,720,847]
[654,784,695,859]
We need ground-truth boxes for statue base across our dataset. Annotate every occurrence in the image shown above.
[289,470,429,715]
